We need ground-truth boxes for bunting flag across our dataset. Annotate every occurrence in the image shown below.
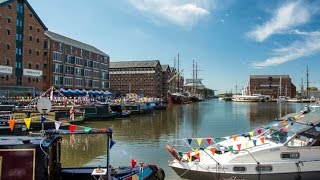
[131,159,137,168]
[196,138,202,146]
[54,121,61,131]
[186,152,191,160]
[294,115,300,120]
[41,116,46,124]
[210,148,216,155]
[194,149,199,154]
[232,135,238,141]
[8,119,16,131]
[245,141,249,148]
[237,144,241,151]
[260,137,265,144]
[84,127,91,133]
[187,139,192,145]
[257,129,262,134]
[206,138,212,145]
[50,87,53,101]
[69,124,77,133]
[285,124,290,129]
[195,153,200,161]
[110,139,116,149]
[178,152,183,157]
[249,131,254,137]
[253,139,257,146]
[273,132,279,137]
[228,145,233,151]
[215,137,221,142]
[24,118,32,129]
[281,120,287,125]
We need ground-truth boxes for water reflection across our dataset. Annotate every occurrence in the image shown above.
[60,100,305,178]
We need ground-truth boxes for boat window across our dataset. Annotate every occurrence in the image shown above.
[233,166,246,172]
[256,165,272,172]
[281,152,299,159]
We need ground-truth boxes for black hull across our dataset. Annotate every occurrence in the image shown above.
[171,167,320,180]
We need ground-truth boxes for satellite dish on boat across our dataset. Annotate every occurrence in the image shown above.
[37,98,52,114]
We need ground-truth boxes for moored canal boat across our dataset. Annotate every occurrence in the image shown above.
[167,106,320,180]
[0,128,165,180]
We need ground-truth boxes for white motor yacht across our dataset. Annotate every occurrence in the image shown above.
[167,107,320,180]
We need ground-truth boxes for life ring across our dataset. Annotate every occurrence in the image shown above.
[166,145,181,161]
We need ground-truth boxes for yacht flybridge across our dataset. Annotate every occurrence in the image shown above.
[167,106,320,180]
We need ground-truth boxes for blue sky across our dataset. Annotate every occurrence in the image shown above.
[29,0,320,94]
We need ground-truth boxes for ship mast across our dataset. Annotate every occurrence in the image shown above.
[306,66,309,98]
[192,59,195,95]
[177,53,180,93]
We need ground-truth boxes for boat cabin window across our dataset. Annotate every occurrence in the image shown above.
[233,166,246,172]
[256,165,272,172]
[281,152,299,159]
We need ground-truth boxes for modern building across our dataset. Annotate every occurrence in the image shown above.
[44,31,110,91]
[0,0,47,96]
[109,60,163,97]
[249,75,296,98]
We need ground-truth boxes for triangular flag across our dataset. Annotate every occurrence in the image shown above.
[110,139,116,149]
[206,138,212,145]
[257,129,262,134]
[131,159,137,168]
[196,138,202,146]
[41,116,46,124]
[285,124,290,129]
[84,127,91,133]
[195,153,200,161]
[237,144,241,150]
[54,121,62,131]
[215,137,221,142]
[233,135,238,141]
[245,141,249,148]
[8,119,16,131]
[194,149,199,154]
[210,148,216,155]
[178,152,183,157]
[228,145,233,151]
[253,139,257,146]
[281,120,287,125]
[69,124,77,133]
[186,152,191,160]
[24,118,31,129]
[249,131,254,137]
[187,139,192,145]
[260,137,265,144]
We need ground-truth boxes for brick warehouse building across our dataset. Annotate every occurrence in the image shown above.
[0,0,47,96]
[44,31,110,91]
[109,60,164,97]
[249,75,296,98]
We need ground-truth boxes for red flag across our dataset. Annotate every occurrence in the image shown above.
[257,128,262,134]
[186,152,191,160]
[131,159,137,168]
[237,144,241,150]
[195,154,200,161]
[69,124,77,133]
[206,138,212,145]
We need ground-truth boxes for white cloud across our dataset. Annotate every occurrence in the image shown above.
[128,0,210,28]
[251,31,320,68]
[248,1,311,42]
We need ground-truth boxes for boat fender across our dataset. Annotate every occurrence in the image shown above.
[166,145,181,161]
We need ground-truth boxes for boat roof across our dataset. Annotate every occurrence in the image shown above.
[0,135,58,146]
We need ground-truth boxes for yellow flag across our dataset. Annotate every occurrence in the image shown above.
[249,131,254,137]
[285,124,290,129]
[196,138,202,146]
[194,149,199,154]
[24,118,32,129]
[245,141,249,148]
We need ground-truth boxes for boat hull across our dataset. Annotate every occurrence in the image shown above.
[171,166,320,180]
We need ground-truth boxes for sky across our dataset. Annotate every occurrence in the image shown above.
[28,0,320,94]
